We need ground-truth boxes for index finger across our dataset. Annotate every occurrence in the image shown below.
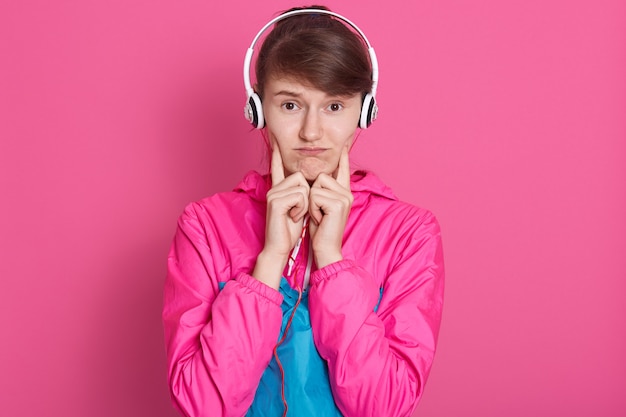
[271,144,285,186]
[335,146,351,189]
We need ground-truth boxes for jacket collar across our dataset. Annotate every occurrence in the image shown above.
[234,170,398,206]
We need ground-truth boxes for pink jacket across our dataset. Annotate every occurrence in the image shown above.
[163,170,445,417]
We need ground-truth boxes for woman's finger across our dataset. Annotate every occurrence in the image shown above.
[267,185,309,220]
[271,144,285,187]
[308,192,324,225]
[311,173,353,204]
[335,146,351,190]
[309,187,352,216]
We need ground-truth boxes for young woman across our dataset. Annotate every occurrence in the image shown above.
[163,6,444,417]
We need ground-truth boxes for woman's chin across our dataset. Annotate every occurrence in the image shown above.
[296,159,331,182]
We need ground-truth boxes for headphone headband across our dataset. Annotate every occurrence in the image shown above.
[243,9,379,129]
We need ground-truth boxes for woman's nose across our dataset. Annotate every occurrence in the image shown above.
[299,109,322,141]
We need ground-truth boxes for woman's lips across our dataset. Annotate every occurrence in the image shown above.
[296,147,327,156]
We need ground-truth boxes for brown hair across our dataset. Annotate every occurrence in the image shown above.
[255,5,373,100]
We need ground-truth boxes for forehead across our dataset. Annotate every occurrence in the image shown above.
[265,76,359,100]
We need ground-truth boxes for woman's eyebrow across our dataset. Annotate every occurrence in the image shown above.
[273,90,302,98]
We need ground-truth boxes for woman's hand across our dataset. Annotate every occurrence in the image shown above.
[308,147,354,268]
[253,145,310,289]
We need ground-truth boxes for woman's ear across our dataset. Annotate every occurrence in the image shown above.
[253,84,262,101]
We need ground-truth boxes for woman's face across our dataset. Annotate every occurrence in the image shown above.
[263,76,362,182]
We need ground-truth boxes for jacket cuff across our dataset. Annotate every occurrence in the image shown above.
[235,273,284,306]
[310,259,358,287]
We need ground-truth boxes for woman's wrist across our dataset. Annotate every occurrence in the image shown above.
[314,251,343,269]
[252,250,287,290]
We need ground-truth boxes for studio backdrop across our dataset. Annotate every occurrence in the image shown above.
[1,1,624,416]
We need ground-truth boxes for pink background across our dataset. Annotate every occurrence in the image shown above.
[1,0,624,416]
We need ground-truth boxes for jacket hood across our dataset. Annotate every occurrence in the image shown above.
[234,170,398,207]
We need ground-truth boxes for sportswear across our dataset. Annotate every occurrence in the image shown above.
[163,169,444,417]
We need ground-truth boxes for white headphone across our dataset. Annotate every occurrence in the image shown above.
[243,9,379,130]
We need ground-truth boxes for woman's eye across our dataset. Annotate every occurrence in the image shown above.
[328,103,343,112]
[282,102,297,111]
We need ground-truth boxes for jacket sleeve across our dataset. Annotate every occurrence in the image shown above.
[162,203,283,417]
[308,211,444,417]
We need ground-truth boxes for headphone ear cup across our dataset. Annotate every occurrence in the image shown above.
[359,93,378,129]
[244,93,265,129]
